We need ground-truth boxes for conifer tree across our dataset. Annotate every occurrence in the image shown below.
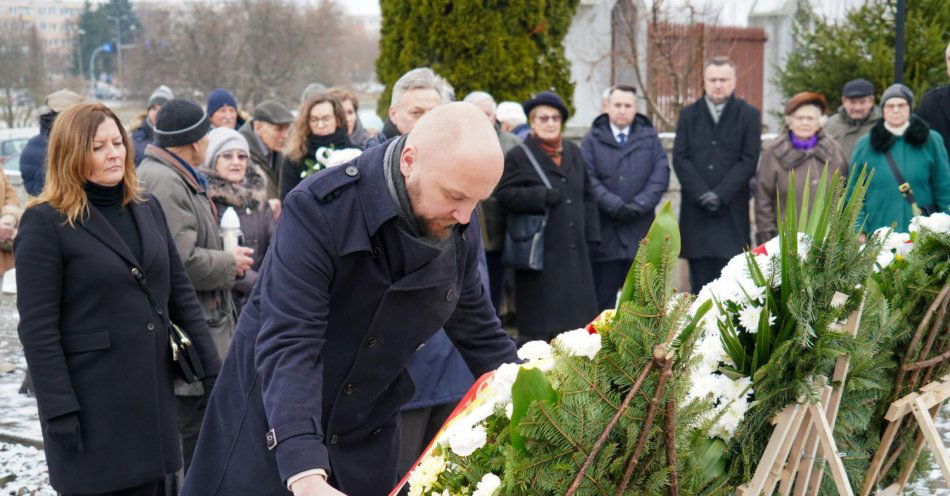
[375,1,579,116]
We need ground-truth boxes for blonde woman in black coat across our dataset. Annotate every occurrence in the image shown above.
[14,103,221,496]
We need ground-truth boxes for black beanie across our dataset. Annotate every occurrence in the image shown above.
[154,99,211,148]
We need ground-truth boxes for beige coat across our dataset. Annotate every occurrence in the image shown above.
[0,172,21,272]
[754,129,848,244]
[824,105,881,161]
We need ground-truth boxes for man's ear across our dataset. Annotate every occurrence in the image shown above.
[399,144,416,177]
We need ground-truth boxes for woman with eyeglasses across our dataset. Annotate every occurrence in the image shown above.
[754,92,848,244]
[848,83,950,233]
[201,127,276,313]
[495,91,600,344]
[279,92,355,199]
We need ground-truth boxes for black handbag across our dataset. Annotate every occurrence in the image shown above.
[883,150,938,216]
[502,144,553,271]
[129,266,206,383]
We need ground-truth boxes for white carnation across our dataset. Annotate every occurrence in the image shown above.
[909,212,950,234]
[447,423,487,457]
[517,341,553,362]
[553,329,602,360]
[472,473,502,496]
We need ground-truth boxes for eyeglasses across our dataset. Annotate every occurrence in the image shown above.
[309,115,335,126]
[220,152,248,161]
[533,114,562,124]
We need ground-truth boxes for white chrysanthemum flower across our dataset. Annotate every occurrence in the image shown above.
[407,455,447,496]
[910,212,950,234]
[472,473,502,496]
[447,423,487,457]
[517,341,553,362]
[738,305,763,333]
[830,291,849,309]
[553,329,602,360]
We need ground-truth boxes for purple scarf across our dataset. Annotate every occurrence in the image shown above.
[789,131,819,151]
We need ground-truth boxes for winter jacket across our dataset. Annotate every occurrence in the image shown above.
[238,121,282,201]
[824,105,881,162]
[179,142,516,495]
[848,115,950,233]
[137,145,237,393]
[20,112,55,196]
[754,129,849,244]
[131,120,155,166]
[348,116,372,149]
[14,196,220,494]
[0,171,20,272]
[581,113,670,262]
[202,164,276,312]
[672,94,761,259]
[496,137,600,341]
[917,84,950,161]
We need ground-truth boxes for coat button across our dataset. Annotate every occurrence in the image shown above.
[366,336,378,347]
[345,166,358,177]
[416,342,426,351]
[146,323,155,331]
[708,164,714,170]
[711,140,717,145]
[560,177,567,182]
[566,199,573,205]
[343,384,355,395]
[372,245,382,258]
[329,434,339,445]
[619,175,624,180]
[570,244,577,251]
[569,222,575,227]
[446,289,456,301]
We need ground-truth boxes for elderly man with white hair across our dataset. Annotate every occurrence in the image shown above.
[495,100,529,139]
[364,67,453,149]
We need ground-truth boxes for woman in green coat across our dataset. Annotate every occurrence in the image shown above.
[849,83,950,232]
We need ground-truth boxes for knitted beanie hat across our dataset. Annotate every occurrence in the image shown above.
[154,99,210,148]
[203,127,249,169]
[147,85,174,108]
[206,88,238,117]
[881,83,914,107]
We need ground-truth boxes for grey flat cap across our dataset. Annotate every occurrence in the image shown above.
[252,100,294,125]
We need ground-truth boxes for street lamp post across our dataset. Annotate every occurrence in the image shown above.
[89,43,112,97]
[106,15,123,90]
[895,0,906,83]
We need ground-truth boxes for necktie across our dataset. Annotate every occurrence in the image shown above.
[618,132,626,144]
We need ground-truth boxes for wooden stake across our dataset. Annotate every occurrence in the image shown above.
[911,396,950,483]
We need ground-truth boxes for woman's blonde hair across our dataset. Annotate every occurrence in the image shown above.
[285,92,346,162]
[31,102,142,225]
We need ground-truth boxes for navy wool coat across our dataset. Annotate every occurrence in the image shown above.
[581,113,670,262]
[14,197,221,494]
[672,94,761,259]
[181,142,518,496]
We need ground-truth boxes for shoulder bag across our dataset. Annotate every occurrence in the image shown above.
[129,265,206,383]
[502,144,553,271]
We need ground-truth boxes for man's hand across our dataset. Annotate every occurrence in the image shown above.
[268,199,282,220]
[698,191,722,212]
[232,246,254,276]
[291,474,347,496]
[613,204,643,223]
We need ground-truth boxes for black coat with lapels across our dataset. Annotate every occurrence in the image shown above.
[14,195,221,494]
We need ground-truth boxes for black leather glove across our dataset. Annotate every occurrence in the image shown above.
[698,191,722,212]
[614,204,641,223]
[46,412,82,452]
[199,375,217,411]
[544,189,562,206]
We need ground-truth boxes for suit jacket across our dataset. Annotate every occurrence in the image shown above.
[673,94,761,259]
[14,196,221,494]
[180,142,517,496]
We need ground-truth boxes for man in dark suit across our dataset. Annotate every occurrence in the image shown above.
[181,102,517,496]
[672,56,762,293]
[917,41,950,160]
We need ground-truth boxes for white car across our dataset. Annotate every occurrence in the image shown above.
[0,127,37,166]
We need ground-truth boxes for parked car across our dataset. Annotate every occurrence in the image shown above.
[0,128,35,166]
[3,152,21,177]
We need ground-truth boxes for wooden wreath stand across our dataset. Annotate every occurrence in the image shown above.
[860,284,950,496]
[737,303,865,496]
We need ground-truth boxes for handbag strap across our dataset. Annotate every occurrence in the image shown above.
[519,143,553,190]
[883,150,919,208]
[129,266,173,330]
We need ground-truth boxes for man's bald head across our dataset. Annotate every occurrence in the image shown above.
[400,102,505,239]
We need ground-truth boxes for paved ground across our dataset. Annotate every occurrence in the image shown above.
[0,293,945,495]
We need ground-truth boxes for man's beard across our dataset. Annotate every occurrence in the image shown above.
[407,182,457,240]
